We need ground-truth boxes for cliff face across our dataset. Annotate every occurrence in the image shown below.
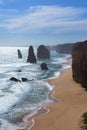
[53,44,74,54]
[72,40,87,89]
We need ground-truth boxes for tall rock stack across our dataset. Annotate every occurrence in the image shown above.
[17,49,22,58]
[37,45,50,59]
[27,46,37,63]
[72,40,87,89]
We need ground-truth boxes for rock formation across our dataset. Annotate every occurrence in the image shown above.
[72,40,87,89]
[37,45,50,59]
[10,77,21,82]
[17,49,22,58]
[21,77,28,82]
[27,46,37,63]
[52,44,74,54]
[40,63,48,70]
[17,69,22,72]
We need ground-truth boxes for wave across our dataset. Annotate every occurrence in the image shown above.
[0,47,71,130]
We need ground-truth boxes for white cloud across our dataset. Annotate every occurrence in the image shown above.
[1,6,87,34]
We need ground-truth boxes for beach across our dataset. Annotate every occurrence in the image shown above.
[29,68,87,130]
[0,47,72,130]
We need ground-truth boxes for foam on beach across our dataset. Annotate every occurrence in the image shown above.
[0,47,71,130]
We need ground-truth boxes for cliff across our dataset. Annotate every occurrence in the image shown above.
[53,43,74,54]
[72,40,87,89]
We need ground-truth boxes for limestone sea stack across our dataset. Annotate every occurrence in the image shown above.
[72,40,87,89]
[17,49,22,58]
[27,46,37,63]
[37,45,50,59]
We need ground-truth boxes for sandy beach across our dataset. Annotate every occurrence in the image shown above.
[28,68,87,130]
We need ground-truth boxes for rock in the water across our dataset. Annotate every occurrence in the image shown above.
[40,63,48,70]
[27,46,37,63]
[17,49,22,58]
[17,69,22,72]
[72,40,87,88]
[10,77,21,82]
[21,77,28,82]
[37,45,50,59]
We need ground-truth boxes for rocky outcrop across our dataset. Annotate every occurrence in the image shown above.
[17,69,22,72]
[9,77,34,82]
[53,43,74,54]
[21,77,28,82]
[37,45,50,59]
[27,46,37,63]
[72,40,87,89]
[17,49,22,58]
[40,63,48,70]
[10,77,21,82]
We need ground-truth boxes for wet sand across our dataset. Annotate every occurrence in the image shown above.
[19,84,58,130]
[25,68,87,130]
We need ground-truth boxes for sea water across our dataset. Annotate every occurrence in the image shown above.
[0,47,71,129]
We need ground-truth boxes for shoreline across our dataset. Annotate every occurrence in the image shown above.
[18,80,59,130]
[20,65,71,130]
[17,60,71,130]
[28,67,87,130]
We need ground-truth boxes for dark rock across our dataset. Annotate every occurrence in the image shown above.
[40,63,48,70]
[72,40,87,88]
[21,77,28,82]
[17,69,22,72]
[37,45,50,59]
[27,46,37,63]
[10,77,21,82]
[17,49,22,58]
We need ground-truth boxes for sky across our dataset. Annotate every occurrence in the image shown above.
[0,0,87,46]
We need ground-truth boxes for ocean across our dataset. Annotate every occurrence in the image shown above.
[0,47,71,130]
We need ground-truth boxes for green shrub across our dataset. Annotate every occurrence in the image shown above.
[82,112,87,129]
[83,112,87,124]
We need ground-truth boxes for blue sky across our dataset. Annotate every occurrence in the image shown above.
[0,0,87,46]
